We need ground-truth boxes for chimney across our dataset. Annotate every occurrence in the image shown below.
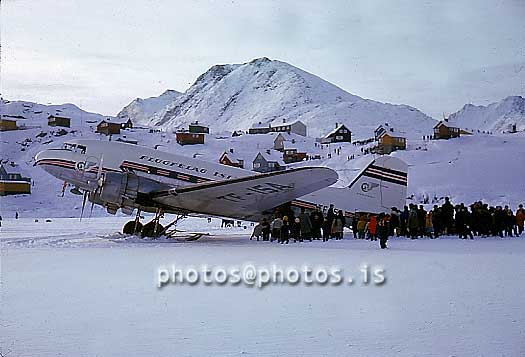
[229,148,234,153]
[266,149,271,155]
[335,122,338,128]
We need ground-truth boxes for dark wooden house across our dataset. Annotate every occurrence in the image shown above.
[433,121,460,139]
[322,123,352,143]
[48,115,71,128]
[97,120,121,135]
[283,148,307,164]
[189,121,210,134]
[176,132,205,145]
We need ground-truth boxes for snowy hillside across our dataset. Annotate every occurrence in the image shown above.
[143,58,437,139]
[0,98,113,128]
[447,96,525,133]
[116,90,182,126]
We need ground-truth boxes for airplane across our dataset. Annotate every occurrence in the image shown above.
[35,139,408,238]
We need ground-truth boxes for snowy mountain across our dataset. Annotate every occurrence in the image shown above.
[143,58,437,139]
[447,96,525,133]
[116,90,182,126]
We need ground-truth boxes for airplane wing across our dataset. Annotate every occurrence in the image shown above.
[150,167,338,220]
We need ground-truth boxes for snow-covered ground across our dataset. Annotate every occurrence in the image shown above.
[1,217,525,356]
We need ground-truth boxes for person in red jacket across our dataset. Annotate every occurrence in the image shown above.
[367,215,378,241]
[516,204,525,236]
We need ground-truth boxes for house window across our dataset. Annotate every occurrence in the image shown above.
[254,163,261,169]
[336,135,343,140]
[268,162,276,168]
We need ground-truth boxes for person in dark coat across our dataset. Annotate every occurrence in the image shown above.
[298,208,312,241]
[351,215,359,238]
[504,206,515,237]
[441,197,454,234]
[261,218,270,241]
[432,205,442,237]
[280,216,290,244]
[292,217,302,242]
[326,204,335,238]
[310,208,324,240]
[493,206,505,238]
[400,206,409,237]
[322,218,331,242]
[455,205,466,239]
[417,205,427,238]
[408,204,419,239]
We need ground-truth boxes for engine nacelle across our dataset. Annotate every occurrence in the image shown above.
[96,172,168,212]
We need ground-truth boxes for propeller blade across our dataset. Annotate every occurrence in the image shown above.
[89,199,96,218]
[80,191,88,221]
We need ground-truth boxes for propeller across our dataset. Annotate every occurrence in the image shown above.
[89,154,105,218]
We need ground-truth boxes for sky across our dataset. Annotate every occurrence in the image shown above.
[1,0,524,118]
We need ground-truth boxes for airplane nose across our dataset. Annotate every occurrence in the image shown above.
[34,149,51,165]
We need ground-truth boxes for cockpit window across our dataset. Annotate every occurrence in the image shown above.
[61,143,86,154]
[62,143,76,151]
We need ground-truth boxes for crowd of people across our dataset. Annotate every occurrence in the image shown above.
[251,205,347,244]
[385,199,525,240]
[251,199,525,249]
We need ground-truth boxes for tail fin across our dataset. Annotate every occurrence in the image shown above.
[347,156,408,213]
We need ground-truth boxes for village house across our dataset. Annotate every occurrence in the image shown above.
[219,149,244,168]
[120,118,133,129]
[273,133,287,151]
[374,124,389,140]
[0,119,18,131]
[270,119,307,137]
[176,131,205,145]
[96,120,121,135]
[433,121,460,139]
[375,128,407,154]
[252,150,285,173]
[282,148,307,164]
[249,119,307,137]
[0,164,31,196]
[249,122,271,135]
[189,121,210,134]
[47,115,71,128]
[321,123,352,143]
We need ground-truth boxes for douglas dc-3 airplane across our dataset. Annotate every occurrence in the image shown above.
[35,139,408,238]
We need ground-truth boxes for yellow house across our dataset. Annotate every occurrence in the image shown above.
[0,119,18,131]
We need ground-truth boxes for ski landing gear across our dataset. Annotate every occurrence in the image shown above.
[122,209,207,241]
[141,208,165,238]
[123,209,144,235]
